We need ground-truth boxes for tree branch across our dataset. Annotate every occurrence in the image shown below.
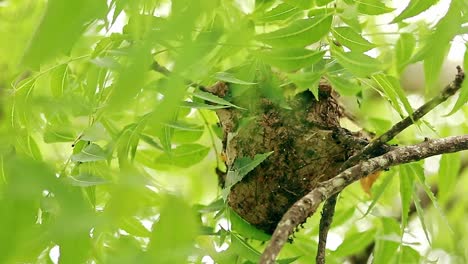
[316,193,338,264]
[343,66,465,169]
[314,66,464,263]
[259,135,468,264]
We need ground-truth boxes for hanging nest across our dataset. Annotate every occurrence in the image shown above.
[207,81,368,234]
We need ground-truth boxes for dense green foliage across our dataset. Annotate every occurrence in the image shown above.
[0,0,467,263]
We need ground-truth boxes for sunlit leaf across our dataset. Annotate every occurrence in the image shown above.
[283,0,313,10]
[438,153,460,204]
[214,72,257,85]
[315,0,335,6]
[256,14,333,48]
[372,73,413,117]
[326,74,362,96]
[65,173,110,187]
[81,123,110,142]
[392,0,439,23]
[398,245,421,263]
[356,0,394,15]
[22,0,107,68]
[256,48,325,71]
[50,64,68,97]
[122,217,151,237]
[413,186,431,245]
[148,196,198,263]
[254,3,302,23]
[409,162,453,234]
[154,144,210,169]
[332,26,376,52]
[399,165,415,231]
[331,45,383,77]
[394,33,416,74]
[411,1,462,92]
[71,143,107,162]
[44,125,76,143]
[90,57,122,70]
[373,218,400,263]
[446,46,468,115]
[106,43,152,111]
[334,229,376,257]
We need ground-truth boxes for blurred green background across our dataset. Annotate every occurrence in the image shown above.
[0,0,467,263]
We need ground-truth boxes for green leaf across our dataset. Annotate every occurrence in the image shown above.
[392,0,439,23]
[373,218,400,263]
[65,173,110,187]
[22,0,107,68]
[326,74,362,96]
[315,0,335,6]
[331,45,383,77]
[81,123,110,142]
[230,232,262,262]
[154,144,210,169]
[180,101,231,110]
[409,163,453,234]
[44,125,76,143]
[163,121,204,132]
[107,43,152,111]
[423,46,449,92]
[228,151,274,187]
[399,165,415,231]
[372,73,413,117]
[23,136,43,161]
[148,196,198,263]
[411,1,462,92]
[413,186,431,245]
[256,14,333,48]
[287,71,322,98]
[90,57,122,70]
[214,72,257,85]
[394,33,416,74]
[229,208,271,241]
[398,245,421,263]
[71,143,107,162]
[438,153,461,204]
[334,229,376,257]
[255,48,325,71]
[192,91,244,109]
[356,0,395,15]
[332,27,376,52]
[121,217,151,237]
[446,46,468,115]
[362,172,394,218]
[223,151,273,199]
[284,0,313,10]
[254,3,302,23]
[50,64,68,97]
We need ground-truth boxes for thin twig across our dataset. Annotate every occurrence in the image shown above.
[316,193,338,264]
[259,135,468,264]
[342,66,465,169]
